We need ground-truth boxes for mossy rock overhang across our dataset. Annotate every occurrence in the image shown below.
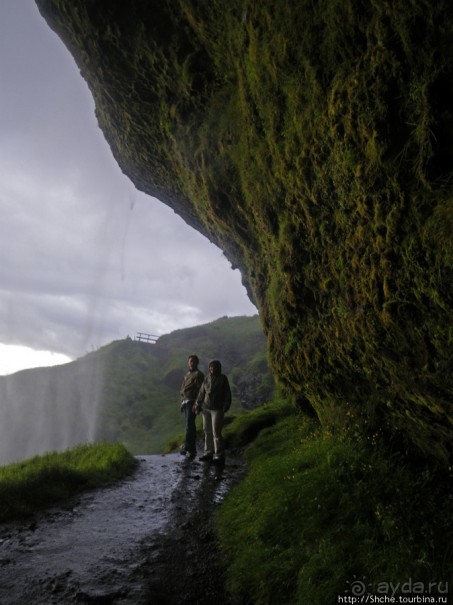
[36,0,452,464]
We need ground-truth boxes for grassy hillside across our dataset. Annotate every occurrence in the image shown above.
[218,401,453,604]
[0,316,273,462]
[97,315,273,453]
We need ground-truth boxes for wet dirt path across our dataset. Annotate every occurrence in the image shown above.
[0,453,246,605]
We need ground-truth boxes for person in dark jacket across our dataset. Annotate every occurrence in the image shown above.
[195,360,231,464]
[179,354,204,459]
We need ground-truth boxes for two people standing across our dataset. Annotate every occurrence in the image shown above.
[180,356,231,464]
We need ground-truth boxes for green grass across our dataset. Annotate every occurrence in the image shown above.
[223,396,295,450]
[0,442,137,522]
[217,406,453,604]
[163,393,293,454]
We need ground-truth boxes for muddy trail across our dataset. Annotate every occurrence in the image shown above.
[0,454,246,605]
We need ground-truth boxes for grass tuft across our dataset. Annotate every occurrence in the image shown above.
[0,442,137,522]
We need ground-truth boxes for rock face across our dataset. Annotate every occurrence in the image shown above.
[36,0,452,462]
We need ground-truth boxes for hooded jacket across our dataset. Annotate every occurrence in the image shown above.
[196,362,231,412]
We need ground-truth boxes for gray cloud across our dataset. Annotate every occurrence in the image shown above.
[0,2,256,362]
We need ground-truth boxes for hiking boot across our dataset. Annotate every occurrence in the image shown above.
[185,452,196,460]
[213,457,225,466]
[199,454,213,462]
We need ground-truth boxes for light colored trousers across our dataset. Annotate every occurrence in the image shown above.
[201,408,225,459]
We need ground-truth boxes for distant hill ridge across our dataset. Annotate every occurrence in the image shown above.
[0,316,274,464]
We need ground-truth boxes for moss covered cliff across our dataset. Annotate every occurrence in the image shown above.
[36,0,452,462]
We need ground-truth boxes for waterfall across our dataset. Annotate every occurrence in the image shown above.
[0,358,104,465]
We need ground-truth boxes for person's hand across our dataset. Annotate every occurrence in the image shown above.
[192,403,199,415]
[180,403,185,413]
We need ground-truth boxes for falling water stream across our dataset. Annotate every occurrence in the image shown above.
[0,358,103,465]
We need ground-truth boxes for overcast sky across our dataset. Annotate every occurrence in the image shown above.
[0,1,256,374]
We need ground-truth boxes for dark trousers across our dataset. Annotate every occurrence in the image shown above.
[184,401,197,454]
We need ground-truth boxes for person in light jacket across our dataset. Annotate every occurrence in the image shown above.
[180,354,204,459]
[194,359,231,464]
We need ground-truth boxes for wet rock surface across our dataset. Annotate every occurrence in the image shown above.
[0,453,246,604]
